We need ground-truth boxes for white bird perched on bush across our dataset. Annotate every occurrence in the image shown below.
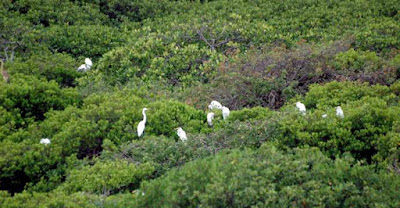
[322,114,328,118]
[222,106,230,120]
[207,112,215,126]
[176,127,188,142]
[336,106,344,119]
[77,64,87,72]
[137,108,148,137]
[296,102,306,115]
[77,58,93,72]
[40,138,51,145]
[208,100,223,110]
[85,58,93,68]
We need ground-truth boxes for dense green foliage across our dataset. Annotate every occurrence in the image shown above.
[276,82,400,163]
[135,145,400,207]
[1,0,399,207]
[0,74,80,139]
[58,160,154,195]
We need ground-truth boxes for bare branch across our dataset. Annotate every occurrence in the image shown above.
[196,28,215,51]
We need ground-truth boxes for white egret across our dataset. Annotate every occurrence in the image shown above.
[208,100,223,110]
[85,58,93,68]
[137,108,148,137]
[222,106,230,120]
[176,127,188,142]
[77,64,87,72]
[207,112,215,126]
[40,138,51,145]
[336,106,344,119]
[322,114,328,118]
[296,102,306,115]
[77,58,93,72]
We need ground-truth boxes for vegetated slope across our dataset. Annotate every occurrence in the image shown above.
[0,0,399,207]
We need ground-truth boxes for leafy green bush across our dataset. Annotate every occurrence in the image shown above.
[224,106,273,122]
[0,140,33,193]
[8,53,81,87]
[4,94,207,192]
[355,17,400,52]
[9,0,108,26]
[0,137,84,193]
[86,0,399,87]
[0,92,143,193]
[37,25,127,59]
[38,92,145,158]
[335,49,383,73]
[303,81,397,109]
[99,0,189,24]
[58,160,154,195]
[0,190,102,208]
[145,100,208,137]
[110,117,276,178]
[276,82,400,163]
[2,0,400,205]
[135,144,400,207]
[0,10,32,61]
[0,107,19,140]
[97,35,221,85]
[0,74,80,133]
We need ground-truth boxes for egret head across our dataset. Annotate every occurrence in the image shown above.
[143,108,148,111]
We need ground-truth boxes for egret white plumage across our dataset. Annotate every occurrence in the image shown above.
[208,100,223,110]
[207,112,215,126]
[40,138,51,145]
[176,127,188,142]
[296,102,306,115]
[336,106,344,118]
[222,106,230,120]
[85,58,93,68]
[77,64,87,72]
[77,58,93,72]
[137,108,148,137]
[322,114,328,118]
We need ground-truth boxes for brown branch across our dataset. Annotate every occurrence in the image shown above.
[196,28,215,51]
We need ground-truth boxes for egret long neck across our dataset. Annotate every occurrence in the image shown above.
[142,110,147,123]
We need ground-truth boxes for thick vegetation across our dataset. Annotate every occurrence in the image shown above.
[0,0,399,207]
